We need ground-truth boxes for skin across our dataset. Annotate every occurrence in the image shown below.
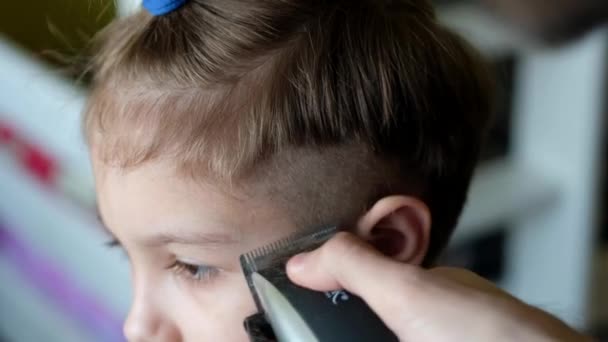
[94,157,298,341]
[287,233,592,342]
[92,154,430,342]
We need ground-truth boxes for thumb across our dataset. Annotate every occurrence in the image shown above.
[286,232,425,312]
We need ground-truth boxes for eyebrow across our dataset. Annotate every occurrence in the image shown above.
[95,208,240,247]
[141,231,240,247]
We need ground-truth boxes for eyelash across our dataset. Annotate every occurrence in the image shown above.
[167,261,220,284]
[105,239,219,284]
[105,238,121,248]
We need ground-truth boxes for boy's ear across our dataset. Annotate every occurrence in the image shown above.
[354,196,431,265]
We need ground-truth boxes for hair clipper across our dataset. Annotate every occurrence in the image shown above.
[239,226,398,342]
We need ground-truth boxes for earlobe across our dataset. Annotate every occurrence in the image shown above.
[355,196,431,265]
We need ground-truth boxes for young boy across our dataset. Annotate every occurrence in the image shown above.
[85,0,493,340]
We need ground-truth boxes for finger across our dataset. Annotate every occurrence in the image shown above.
[286,232,425,310]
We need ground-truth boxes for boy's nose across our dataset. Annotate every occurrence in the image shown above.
[124,286,182,342]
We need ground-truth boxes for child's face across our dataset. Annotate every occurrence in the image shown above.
[93,156,299,341]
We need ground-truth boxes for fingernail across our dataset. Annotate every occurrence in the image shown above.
[287,252,310,273]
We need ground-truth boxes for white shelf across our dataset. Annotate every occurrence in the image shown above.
[452,159,560,245]
[0,37,93,185]
[438,3,534,57]
[0,153,131,319]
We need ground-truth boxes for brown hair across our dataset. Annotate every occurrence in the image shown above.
[84,0,493,265]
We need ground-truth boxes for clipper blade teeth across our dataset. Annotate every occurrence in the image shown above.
[240,226,339,312]
[242,226,338,271]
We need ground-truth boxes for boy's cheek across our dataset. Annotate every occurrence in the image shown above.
[178,272,257,341]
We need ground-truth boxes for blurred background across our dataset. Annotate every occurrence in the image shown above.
[0,0,606,341]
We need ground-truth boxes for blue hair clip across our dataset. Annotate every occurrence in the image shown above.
[143,0,189,16]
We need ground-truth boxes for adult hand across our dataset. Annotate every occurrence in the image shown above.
[286,232,591,342]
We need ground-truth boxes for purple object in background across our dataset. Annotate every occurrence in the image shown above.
[0,221,125,341]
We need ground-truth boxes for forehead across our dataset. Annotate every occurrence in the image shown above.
[92,154,296,244]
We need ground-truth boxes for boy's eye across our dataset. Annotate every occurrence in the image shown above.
[105,238,128,259]
[168,260,220,284]
[105,238,121,248]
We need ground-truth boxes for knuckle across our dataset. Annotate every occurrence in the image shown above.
[322,232,361,260]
